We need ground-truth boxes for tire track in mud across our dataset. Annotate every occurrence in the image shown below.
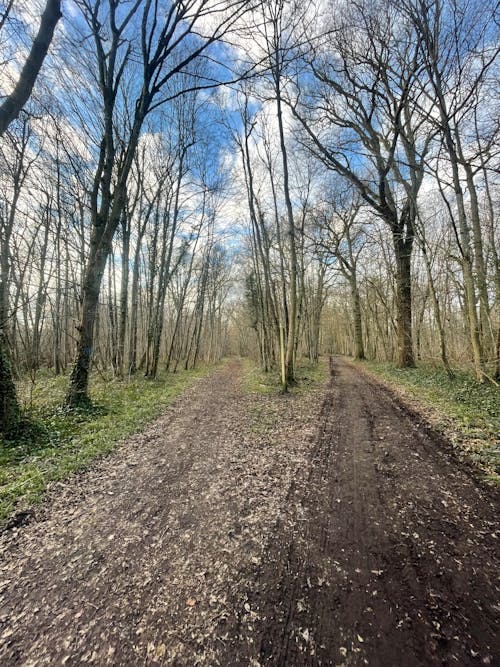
[0,357,498,666]
[224,357,499,667]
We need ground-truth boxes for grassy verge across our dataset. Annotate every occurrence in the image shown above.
[357,360,499,481]
[0,365,214,525]
[241,357,328,396]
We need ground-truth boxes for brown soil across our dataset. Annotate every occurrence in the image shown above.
[0,357,498,666]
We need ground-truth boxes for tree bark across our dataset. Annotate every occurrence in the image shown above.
[128,244,141,376]
[462,161,493,356]
[393,234,415,367]
[350,278,365,361]
[422,246,452,375]
[0,241,18,428]
[117,213,130,377]
[0,0,61,135]
[276,89,297,388]
[0,136,27,430]
[65,240,110,406]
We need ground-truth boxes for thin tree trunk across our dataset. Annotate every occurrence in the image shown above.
[350,276,365,360]
[31,206,51,371]
[276,88,297,388]
[462,161,494,356]
[0,174,23,430]
[421,246,452,376]
[117,213,130,378]
[427,56,484,380]
[0,253,19,429]
[53,151,63,375]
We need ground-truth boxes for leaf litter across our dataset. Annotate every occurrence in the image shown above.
[0,360,325,665]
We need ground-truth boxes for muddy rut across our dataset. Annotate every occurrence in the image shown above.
[224,358,499,667]
[0,357,499,666]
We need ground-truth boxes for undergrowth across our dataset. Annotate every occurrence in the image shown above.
[359,361,500,480]
[0,365,212,525]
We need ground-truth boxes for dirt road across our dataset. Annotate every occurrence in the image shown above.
[0,358,498,666]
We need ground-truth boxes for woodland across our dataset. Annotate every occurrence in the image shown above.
[0,2,500,665]
[0,0,498,435]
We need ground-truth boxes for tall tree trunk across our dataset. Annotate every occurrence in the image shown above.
[393,234,415,367]
[117,215,130,378]
[65,241,110,406]
[31,208,51,372]
[165,238,199,372]
[63,240,71,372]
[0,242,19,428]
[107,251,118,373]
[276,89,297,388]
[311,266,326,363]
[0,189,21,431]
[128,245,141,376]
[478,124,500,379]
[421,246,452,376]
[427,53,484,381]
[128,216,149,375]
[53,153,63,375]
[463,162,493,356]
[350,276,365,360]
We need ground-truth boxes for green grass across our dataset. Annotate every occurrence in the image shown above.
[241,357,328,396]
[358,361,500,478]
[0,365,214,525]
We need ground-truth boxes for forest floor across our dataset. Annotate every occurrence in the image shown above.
[0,357,498,666]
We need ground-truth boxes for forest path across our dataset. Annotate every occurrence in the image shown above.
[223,358,499,667]
[0,358,499,666]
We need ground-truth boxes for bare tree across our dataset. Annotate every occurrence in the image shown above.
[290,0,434,367]
[65,0,253,407]
[402,0,499,380]
[0,117,39,430]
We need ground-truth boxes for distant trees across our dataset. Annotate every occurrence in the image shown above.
[236,92,281,374]
[235,0,498,381]
[0,0,251,430]
[312,189,367,361]
[289,0,433,368]
[0,0,498,433]
[234,0,315,389]
[65,0,252,406]
[402,0,499,381]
